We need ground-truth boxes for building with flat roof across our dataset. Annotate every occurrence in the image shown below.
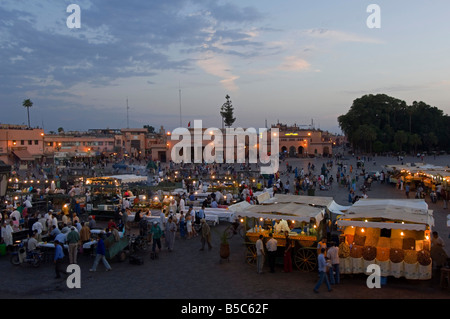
[0,125,45,167]
[273,123,333,157]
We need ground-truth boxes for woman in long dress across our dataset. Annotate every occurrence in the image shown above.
[186,213,193,239]
[165,216,176,251]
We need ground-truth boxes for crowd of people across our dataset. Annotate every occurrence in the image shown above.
[1,150,449,290]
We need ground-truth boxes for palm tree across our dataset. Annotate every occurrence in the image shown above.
[22,99,33,128]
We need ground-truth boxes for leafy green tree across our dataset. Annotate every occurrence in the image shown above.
[422,132,438,152]
[338,94,449,154]
[220,95,236,128]
[394,130,408,152]
[143,125,155,133]
[22,99,33,128]
[408,134,422,154]
[358,124,377,153]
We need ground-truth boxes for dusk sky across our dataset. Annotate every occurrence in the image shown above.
[1,0,450,134]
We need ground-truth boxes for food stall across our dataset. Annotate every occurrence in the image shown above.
[336,199,434,280]
[385,163,450,192]
[230,194,346,272]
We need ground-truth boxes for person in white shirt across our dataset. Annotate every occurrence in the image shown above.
[431,231,445,248]
[122,198,130,210]
[256,235,265,274]
[169,199,177,214]
[52,214,59,229]
[179,196,186,213]
[159,210,166,232]
[24,199,32,208]
[10,210,21,223]
[327,242,340,284]
[1,222,14,247]
[266,233,278,273]
[38,215,48,233]
[215,191,222,204]
[27,232,39,252]
[32,220,43,241]
[226,192,232,205]
[242,187,249,199]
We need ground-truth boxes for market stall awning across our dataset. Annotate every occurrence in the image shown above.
[260,194,334,208]
[107,174,148,184]
[12,150,35,161]
[242,202,325,224]
[337,220,427,231]
[337,198,434,229]
[328,201,351,215]
[228,200,252,213]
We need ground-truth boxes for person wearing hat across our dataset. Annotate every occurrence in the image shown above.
[199,219,212,251]
[67,226,80,264]
[149,221,162,254]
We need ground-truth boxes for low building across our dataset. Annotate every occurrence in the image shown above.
[274,123,333,157]
[43,132,116,163]
[0,124,45,168]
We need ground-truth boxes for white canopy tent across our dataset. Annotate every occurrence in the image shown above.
[242,202,325,225]
[227,193,350,226]
[106,174,148,184]
[336,199,434,231]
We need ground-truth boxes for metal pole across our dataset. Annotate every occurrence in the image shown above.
[179,82,182,127]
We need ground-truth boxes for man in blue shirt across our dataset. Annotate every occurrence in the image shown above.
[89,233,112,272]
[313,248,332,293]
[54,240,67,279]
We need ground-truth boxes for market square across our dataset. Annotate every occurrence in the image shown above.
[0,151,449,300]
[1,1,450,305]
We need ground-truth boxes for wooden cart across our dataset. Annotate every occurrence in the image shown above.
[244,230,319,272]
[104,234,129,261]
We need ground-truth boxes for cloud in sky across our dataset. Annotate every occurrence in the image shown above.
[197,53,240,92]
[1,0,449,133]
[279,56,311,72]
[301,28,384,44]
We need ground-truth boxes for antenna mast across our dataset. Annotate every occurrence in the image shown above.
[126,97,130,128]
[179,82,182,127]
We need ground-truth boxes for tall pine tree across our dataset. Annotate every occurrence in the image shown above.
[220,94,236,128]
